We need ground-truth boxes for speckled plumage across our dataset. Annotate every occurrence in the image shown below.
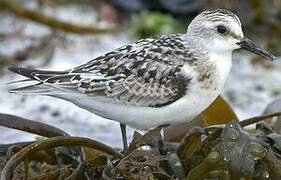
[10,34,208,108]
[8,9,246,130]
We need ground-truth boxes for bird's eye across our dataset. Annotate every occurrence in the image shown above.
[217,25,228,34]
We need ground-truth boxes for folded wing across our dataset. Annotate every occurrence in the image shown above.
[8,34,198,107]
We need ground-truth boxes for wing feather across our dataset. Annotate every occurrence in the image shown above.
[9,34,201,107]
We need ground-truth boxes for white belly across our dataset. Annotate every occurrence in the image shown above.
[60,52,232,130]
[68,58,231,130]
[68,81,221,130]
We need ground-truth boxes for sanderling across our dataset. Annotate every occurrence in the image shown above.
[8,9,275,149]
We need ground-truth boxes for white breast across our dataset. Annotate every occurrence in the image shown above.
[163,52,232,125]
[65,52,233,130]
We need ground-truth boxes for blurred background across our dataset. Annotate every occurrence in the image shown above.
[0,0,280,148]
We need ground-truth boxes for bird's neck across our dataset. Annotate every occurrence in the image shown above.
[183,34,233,65]
[184,34,233,55]
[209,50,233,88]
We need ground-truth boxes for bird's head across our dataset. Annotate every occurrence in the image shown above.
[187,9,275,61]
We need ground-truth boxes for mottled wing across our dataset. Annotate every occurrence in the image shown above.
[10,34,198,107]
[69,34,197,107]
[75,67,191,107]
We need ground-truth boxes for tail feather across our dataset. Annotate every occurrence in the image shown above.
[8,66,67,81]
[6,78,35,85]
[8,81,74,95]
[8,83,47,94]
[7,66,68,95]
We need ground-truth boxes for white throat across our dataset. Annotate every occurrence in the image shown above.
[209,50,233,87]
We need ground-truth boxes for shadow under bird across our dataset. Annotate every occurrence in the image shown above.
[7,9,276,149]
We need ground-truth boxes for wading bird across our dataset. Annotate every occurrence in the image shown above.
[8,9,275,149]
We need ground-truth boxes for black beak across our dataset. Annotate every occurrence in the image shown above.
[237,37,276,61]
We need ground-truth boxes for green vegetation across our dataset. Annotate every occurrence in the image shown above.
[130,11,185,39]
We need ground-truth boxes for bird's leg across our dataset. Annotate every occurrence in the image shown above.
[157,124,170,140]
[119,123,128,150]
[156,124,169,155]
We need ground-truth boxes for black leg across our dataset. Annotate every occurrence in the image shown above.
[119,123,128,150]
